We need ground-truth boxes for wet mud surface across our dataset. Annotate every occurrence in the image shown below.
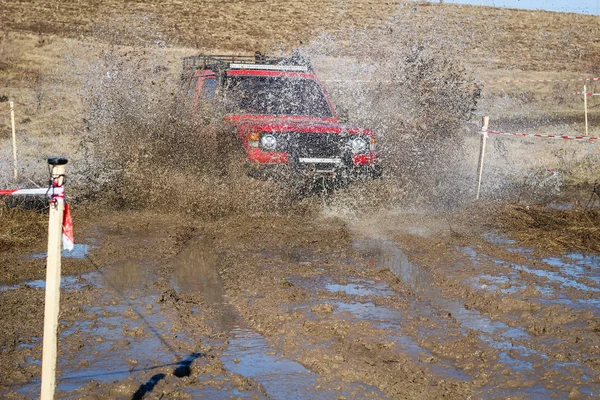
[0,208,598,398]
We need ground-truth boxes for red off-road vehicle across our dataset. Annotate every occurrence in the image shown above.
[180,52,382,182]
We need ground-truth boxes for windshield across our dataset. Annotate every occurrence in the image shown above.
[224,75,333,118]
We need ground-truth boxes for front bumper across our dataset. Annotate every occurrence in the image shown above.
[246,151,382,181]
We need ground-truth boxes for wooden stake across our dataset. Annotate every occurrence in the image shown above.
[476,116,489,200]
[10,101,17,181]
[40,158,68,400]
[584,84,589,136]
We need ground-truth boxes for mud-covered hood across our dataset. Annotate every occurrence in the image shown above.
[223,114,373,135]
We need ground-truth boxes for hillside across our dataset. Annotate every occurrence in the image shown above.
[0,1,598,73]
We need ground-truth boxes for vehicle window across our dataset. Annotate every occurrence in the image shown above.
[224,76,333,118]
[201,78,217,101]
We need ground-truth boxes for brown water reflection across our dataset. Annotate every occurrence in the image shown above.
[172,237,236,331]
[104,259,148,291]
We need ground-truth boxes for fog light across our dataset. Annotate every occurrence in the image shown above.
[248,131,260,148]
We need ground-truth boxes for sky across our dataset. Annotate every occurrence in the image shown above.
[428,0,599,15]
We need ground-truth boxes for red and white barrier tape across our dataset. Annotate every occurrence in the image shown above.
[483,128,600,142]
[62,203,74,251]
[322,77,600,86]
[0,187,63,196]
[476,77,600,85]
[0,186,73,250]
[570,92,600,97]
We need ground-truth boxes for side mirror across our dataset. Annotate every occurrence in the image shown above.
[336,105,349,124]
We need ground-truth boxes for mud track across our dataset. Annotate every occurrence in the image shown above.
[0,207,598,399]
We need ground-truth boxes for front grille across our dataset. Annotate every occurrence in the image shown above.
[289,132,343,158]
[311,163,337,171]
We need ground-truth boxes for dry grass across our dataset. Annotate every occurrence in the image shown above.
[0,1,598,72]
[0,200,47,252]
[0,31,23,72]
[495,204,600,253]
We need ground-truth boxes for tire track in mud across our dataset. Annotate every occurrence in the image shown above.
[189,216,475,399]
[166,237,387,399]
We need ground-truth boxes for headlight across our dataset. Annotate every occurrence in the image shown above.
[350,137,368,154]
[261,134,277,150]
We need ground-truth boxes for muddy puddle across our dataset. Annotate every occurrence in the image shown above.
[543,254,600,286]
[286,275,470,381]
[222,327,320,397]
[333,301,470,381]
[0,271,102,292]
[7,237,390,399]
[29,243,92,260]
[57,300,196,394]
[326,279,397,298]
[5,224,598,398]
[13,269,200,398]
[355,238,518,334]
[482,232,600,288]
[220,327,385,399]
[466,234,600,312]
[352,236,598,398]
[175,239,387,399]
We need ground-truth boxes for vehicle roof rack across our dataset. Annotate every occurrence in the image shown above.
[182,51,314,79]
